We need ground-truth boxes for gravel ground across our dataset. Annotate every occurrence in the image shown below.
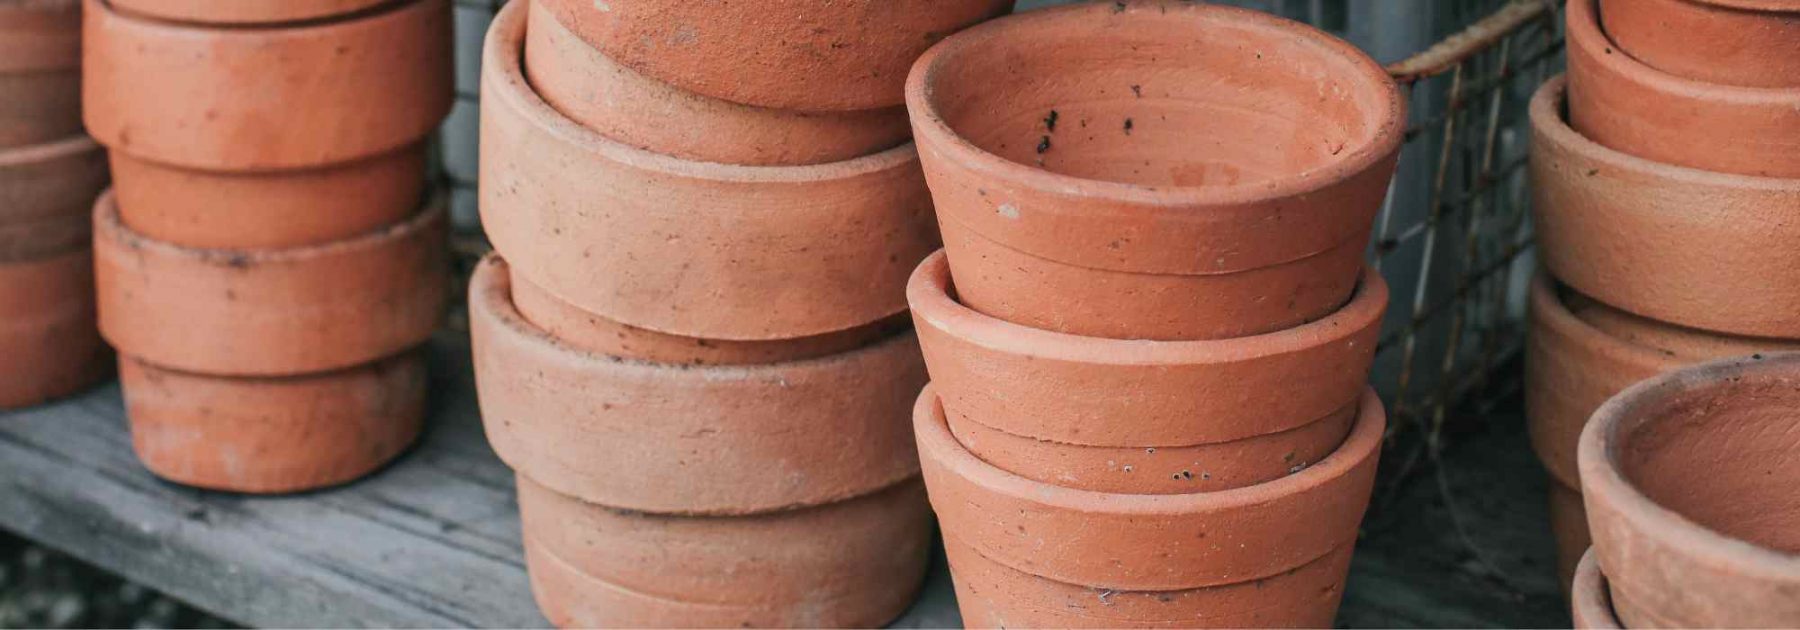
[0,530,231,629]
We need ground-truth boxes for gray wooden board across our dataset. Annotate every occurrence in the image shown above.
[0,333,1564,628]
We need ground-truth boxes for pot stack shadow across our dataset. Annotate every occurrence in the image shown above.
[80,0,453,493]
[901,2,1404,627]
[1524,0,1800,603]
[468,0,1008,626]
[0,0,111,410]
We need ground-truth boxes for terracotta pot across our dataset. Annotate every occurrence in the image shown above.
[520,1,910,167]
[0,0,82,149]
[94,191,448,377]
[0,134,108,260]
[1567,0,1800,177]
[1532,76,1800,339]
[482,5,938,341]
[107,0,396,25]
[1571,550,1625,630]
[518,475,930,628]
[1548,481,1592,593]
[121,351,425,494]
[0,248,110,409]
[906,0,1401,341]
[1599,0,1800,88]
[536,0,1011,112]
[469,255,923,515]
[1579,353,1800,628]
[915,385,1384,593]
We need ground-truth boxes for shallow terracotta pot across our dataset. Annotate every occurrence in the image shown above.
[0,0,82,149]
[521,1,910,167]
[94,191,448,377]
[1579,353,1800,628]
[1532,76,1800,339]
[1568,0,1800,177]
[1599,0,1800,88]
[536,0,1011,112]
[107,0,395,25]
[0,134,108,260]
[482,6,938,341]
[906,0,1401,341]
[0,248,110,409]
[1571,550,1624,630]
[121,351,425,494]
[519,475,930,628]
[470,255,923,515]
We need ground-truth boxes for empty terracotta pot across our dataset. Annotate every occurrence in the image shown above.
[107,0,395,25]
[121,350,425,494]
[0,134,108,260]
[94,191,448,377]
[1599,0,1800,88]
[1571,550,1625,630]
[1532,76,1800,339]
[518,475,930,628]
[1568,0,1800,177]
[469,255,924,515]
[482,6,938,341]
[536,0,1012,112]
[520,0,910,167]
[0,0,82,148]
[0,248,110,409]
[906,0,1402,341]
[1579,353,1800,628]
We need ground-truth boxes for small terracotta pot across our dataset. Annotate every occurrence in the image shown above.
[906,0,1402,340]
[1599,0,1800,88]
[107,0,396,25]
[0,134,109,260]
[518,475,930,628]
[470,255,923,515]
[94,191,448,377]
[520,1,910,167]
[1532,76,1800,339]
[1567,0,1800,177]
[1579,353,1800,628]
[1571,550,1625,630]
[121,351,425,494]
[0,248,110,409]
[0,0,82,149]
[482,5,938,341]
[536,0,1012,112]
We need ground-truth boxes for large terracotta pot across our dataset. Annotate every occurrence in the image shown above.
[909,251,1385,494]
[536,0,1012,112]
[520,1,909,167]
[0,248,110,409]
[0,134,108,261]
[1571,550,1625,630]
[518,475,930,628]
[0,0,82,148]
[107,0,395,25]
[1532,76,1800,339]
[482,6,938,341]
[1567,0,1800,177]
[905,0,1402,341]
[1579,353,1800,628]
[469,255,923,515]
[1599,0,1800,88]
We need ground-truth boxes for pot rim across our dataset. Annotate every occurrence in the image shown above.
[1528,273,1678,378]
[91,0,413,35]
[1571,550,1625,630]
[0,134,98,169]
[1571,0,1800,102]
[93,187,446,262]
[1677,0,1800,11]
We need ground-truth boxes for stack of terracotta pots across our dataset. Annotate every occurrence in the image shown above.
[469,0,1009,626]
[902,2,1403,626]
[1526,0,1800,591]
[0,0,111,410]
[81,0,452,493]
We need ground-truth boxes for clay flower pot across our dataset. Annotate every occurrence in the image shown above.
[0,0,82,148]
[82,0,451,249]
[106,0,395,25]
[518,475,930,628]
[1571,550,1625,630]
[0,135,108,261]
[469,255,924,515]
[121,351,425,494]
[1579,353,1800,628]
[1599,0,1800,88]
[536,0,1012,112]
[908,251,1386,494]
[916,385,1385,626]
[905,0,1402,341]
[520,1,910,167]
[482,6,938,341]
[1532,76,1800,339]
[0,248,110,409]
[1567,0,1800,177]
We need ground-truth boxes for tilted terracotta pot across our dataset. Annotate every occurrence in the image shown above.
[93,191,448,377]
[536,0,1012,112]
[520,1,910,167]
[1579,353,1800,628]
[470,256,923,515]
[518,475,930,628]
[1571,550,1625,630]
[107,0,395,25]
[1567,0,1800,177]
[906,0,1402,341]
[482,7,938,341]
[0,0,82,148]
[0,134,108,260]
[0,248,110,409]
[1599,0,1800,88]
[121,351,425,494]
[1532,76,1800,339]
